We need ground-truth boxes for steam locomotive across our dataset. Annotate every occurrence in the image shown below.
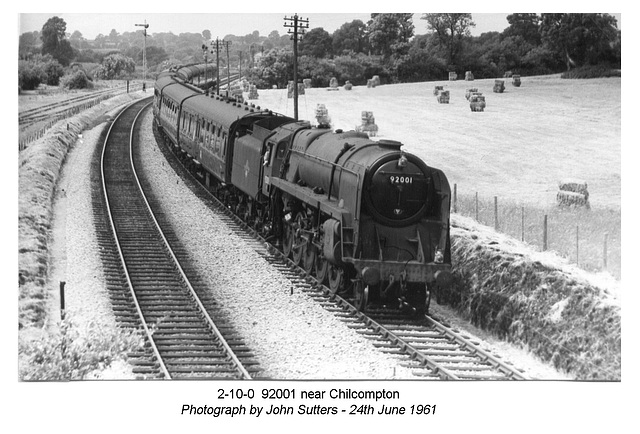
[153,65,453,313]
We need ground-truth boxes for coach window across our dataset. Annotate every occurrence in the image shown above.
[222,132,228,157]
[217,130,222,155]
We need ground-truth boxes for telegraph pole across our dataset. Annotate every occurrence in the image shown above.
[135,20,149,85]
[202,44,208,85]
[214,38,221,94]
[284,14,308,121]
[225,40,232,96]
[212,38,230,95]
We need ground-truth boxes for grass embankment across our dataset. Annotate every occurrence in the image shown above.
[18,91,148,379]
[18,315,142,380]
[455,193,621,280]
[444,215,621,380]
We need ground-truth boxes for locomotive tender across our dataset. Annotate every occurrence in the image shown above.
[153,66,453,313]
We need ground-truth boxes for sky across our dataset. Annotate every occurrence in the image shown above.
[16,13,513,40]
[17,12,623,41]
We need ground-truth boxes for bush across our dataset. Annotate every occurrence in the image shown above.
[19,316,144,380]
[61,70,93,89]
[44,60,65,86]
[561,64,621,79]
[18,61,47,90]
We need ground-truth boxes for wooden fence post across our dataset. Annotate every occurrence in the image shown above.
[576,225,579,265]
[60,281,66,321]
[494,196,498,230]
[521,206,525,241]
[453,184,457,213]
[603,232,608,269]
[475,192,479,221]
[543,215,548,251]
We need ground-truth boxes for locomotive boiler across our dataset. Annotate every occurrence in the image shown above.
[153,65,453,313]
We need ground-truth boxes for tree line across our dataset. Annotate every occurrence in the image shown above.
[19,13,621,91]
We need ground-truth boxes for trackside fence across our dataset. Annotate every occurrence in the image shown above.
[19,83,146,151]
[451,183,620,279]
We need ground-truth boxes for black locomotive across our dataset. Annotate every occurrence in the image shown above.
[153,66,453,313]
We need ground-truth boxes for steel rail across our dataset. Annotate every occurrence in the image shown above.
[128,104,252,380]
[101,98,172,379]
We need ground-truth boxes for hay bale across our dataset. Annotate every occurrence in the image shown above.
[469,95,486,112]
[371,75,380,87]
[465,88,479,100]
[303,78,312,88]
[315,104,331,127]
[448,71,457,81]
[229,82,243,97]
[344,81,353,90]
[437,90,450,104]
[287,81,305,98]
[557,190,590,208]
[433,85,444,96]
[248,85,259,99]
[465,71,474,81]
[355,111,378,136]
[559,178,589,196]
[493,79,505,93]
[512,74,521,87]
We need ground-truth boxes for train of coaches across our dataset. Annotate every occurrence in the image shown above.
[152,64,453,313]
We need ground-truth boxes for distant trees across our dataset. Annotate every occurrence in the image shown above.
[19,31,40,59]
[299,28,332,58]
[18,12,622,90]
[332,20,368,55]
[95,53,136,79]
[540,13,620,70]
[368,13,414,58]
[504,13,541,46]
[143,46,169,68]
[40,16,74,66]
[421,13,475,68]
[18,54,64,90]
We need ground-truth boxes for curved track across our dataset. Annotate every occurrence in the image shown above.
[153,121,529,380]
[95,98,255,379]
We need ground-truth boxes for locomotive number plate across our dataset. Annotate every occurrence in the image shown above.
[389,175,414,185]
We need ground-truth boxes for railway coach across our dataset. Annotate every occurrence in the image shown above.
[153,67,453,313]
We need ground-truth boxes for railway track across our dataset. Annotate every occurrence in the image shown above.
[93,97,256,379]
[152,121,529,380]
[19,85,135,127]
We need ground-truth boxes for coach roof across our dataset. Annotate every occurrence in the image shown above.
[182,94,250,126]
[161,80,201,104]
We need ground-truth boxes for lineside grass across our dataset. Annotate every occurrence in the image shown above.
[454,193,620,280]
[19,315,142,380]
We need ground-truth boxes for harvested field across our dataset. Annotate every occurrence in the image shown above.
[253,74,620,210]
